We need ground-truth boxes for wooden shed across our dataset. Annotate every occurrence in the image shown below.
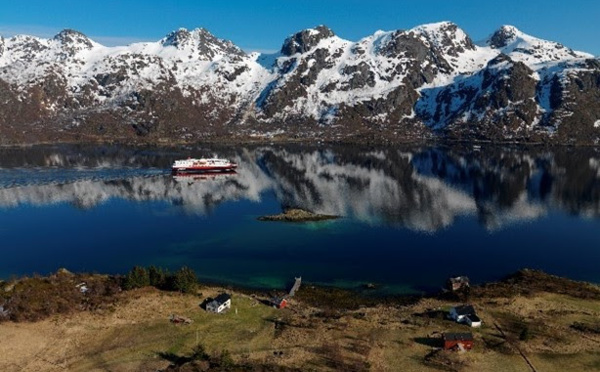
[447,276,470,291]
[271,297,288,309]
[442,332,473,351]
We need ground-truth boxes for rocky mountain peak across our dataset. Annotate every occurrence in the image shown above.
[53,29,94,49]
[281,25,335,56]
[411,21,476,58]
[161,27,245,59]
[488,25,521,49]
[0,36,4,56]
[161,28,193,47]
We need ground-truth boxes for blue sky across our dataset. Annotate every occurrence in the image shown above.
[1,0,598,55]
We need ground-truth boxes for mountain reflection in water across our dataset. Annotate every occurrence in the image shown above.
[0,144,599,291]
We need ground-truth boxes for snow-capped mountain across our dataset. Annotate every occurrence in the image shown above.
[0,22,598,145]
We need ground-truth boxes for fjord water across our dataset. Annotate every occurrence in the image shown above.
[1,144,599,293]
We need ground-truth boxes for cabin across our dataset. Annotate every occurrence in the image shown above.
[447,276,470,291]
[270,297,288,309]
[448,305,476,323]
[76,282,89,294]
[442,332,473,351]
[465,314,482,328]
[449,305,482,327]
[206,293,231,314]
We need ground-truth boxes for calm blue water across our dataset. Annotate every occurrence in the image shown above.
[0,144,599,293]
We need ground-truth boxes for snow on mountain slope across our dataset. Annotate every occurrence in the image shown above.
[0,23,597,144]
[484,25,593,66]
[0,28,273,107]
[257,22,497,124]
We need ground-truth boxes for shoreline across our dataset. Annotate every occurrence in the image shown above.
[2,136,600,149]
[2,268,600,371]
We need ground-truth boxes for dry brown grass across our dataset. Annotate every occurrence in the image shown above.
[1,270,600,371]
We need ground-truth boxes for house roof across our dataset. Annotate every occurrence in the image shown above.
[466,314,481,322]
[448,276,470,284]
[443,332,473,341]
[214,293,231,305]
[453,305,476,316]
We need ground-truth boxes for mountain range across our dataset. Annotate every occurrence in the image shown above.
[0,22,599,145]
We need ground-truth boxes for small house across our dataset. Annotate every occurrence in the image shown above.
[449,305,482,327]
[76,282,89,294]
[270,297,288,309]
[465,314,481,328]
[442,332,473,351]
[206,293,231,314]
[448,305,475,323]
[447,276,470,291]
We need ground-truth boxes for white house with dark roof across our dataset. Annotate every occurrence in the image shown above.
[449,305,481,327]
[206,293,231,314]
[465,313,482,327]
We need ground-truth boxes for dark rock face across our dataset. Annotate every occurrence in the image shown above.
[433,23,476,56]
[341,62,376,90]
[417,54,540,140]
[379,30,453,80]
[281,26,335,56]
[546,59,600,145]
[488,26,519,49]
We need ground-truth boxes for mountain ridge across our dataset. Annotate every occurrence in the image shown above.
[0,22,598,145]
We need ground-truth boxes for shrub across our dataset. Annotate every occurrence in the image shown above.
[520,326,532,341]
[171,266,198,294]
[123,266,150,290]
[148,266,168,289]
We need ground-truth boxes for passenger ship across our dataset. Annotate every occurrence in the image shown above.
[171,158,237,173]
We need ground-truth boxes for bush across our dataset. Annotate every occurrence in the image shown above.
[171,266,198,294]
[520,326,532,341]
[122,265,198,294]
[1,273,121,322]
[123,266,150,290]
[148,266,168,289]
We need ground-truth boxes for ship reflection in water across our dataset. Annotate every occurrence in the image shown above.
[0,144,599,291]
[172,171,238,184]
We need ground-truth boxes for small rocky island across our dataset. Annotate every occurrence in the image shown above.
[257,208,340,222]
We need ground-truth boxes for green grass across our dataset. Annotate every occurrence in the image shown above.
[531,353,600,372]
[68,293,278,371]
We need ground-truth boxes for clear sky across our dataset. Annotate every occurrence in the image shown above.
[0,0,598,56]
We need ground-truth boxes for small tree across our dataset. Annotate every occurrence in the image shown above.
[123,266,150,290]
[148,266,167,289]
[171,266,198,293]
[212,349,235,369]
[190,343,210,361]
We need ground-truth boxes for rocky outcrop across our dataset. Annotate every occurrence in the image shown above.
[548,59,600,145]
[161,28,245,60]
[257,208,339,222]
[281,25,335,56]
